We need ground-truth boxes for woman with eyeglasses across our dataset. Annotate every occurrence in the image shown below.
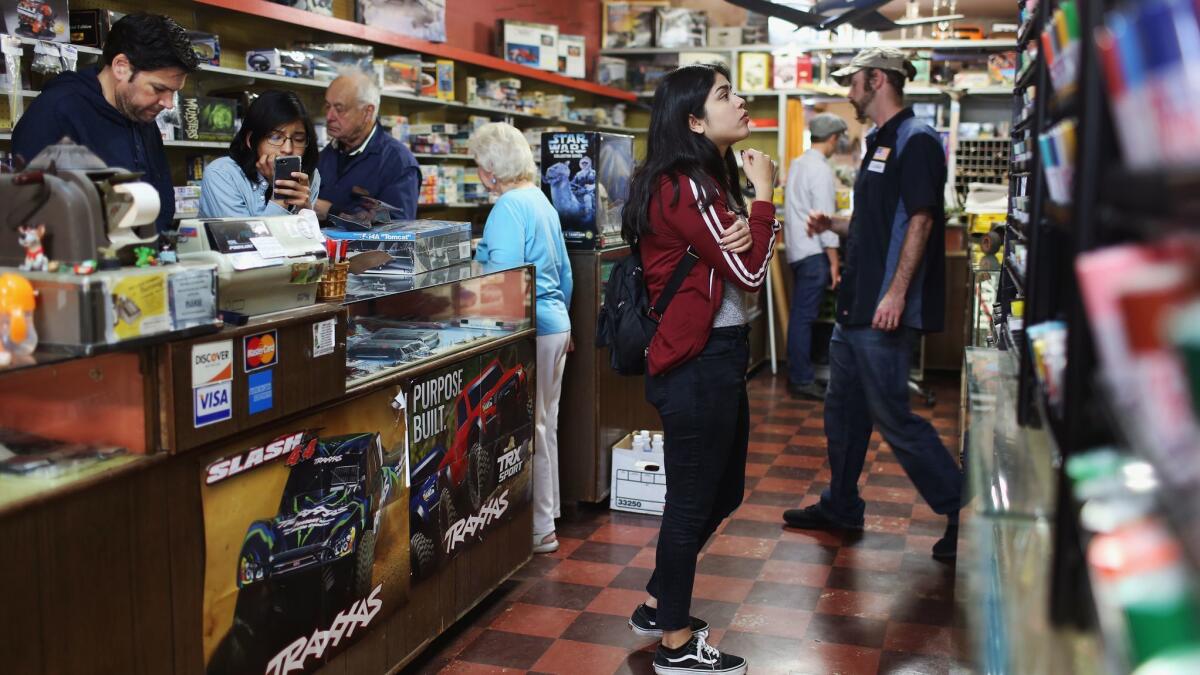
[198,90,320,218]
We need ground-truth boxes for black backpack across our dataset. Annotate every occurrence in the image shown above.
[595,246,699,375]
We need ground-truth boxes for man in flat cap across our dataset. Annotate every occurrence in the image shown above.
[784,112,847,401]
[783,48,962,561]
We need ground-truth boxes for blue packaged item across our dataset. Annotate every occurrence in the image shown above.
[323,220,472,275]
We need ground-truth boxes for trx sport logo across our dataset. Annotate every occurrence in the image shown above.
[244,329,278,372]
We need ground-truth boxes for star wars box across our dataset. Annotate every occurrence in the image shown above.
[496,19,558,72]
[540,131,634,250]
[322,220,472,276]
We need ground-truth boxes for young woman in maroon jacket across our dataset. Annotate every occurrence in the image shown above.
[622,63,778,675]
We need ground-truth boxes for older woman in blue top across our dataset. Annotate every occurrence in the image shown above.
[198,90,320,217]
[470,122,573,555]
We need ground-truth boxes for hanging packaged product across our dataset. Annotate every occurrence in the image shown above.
[1136,0,1200,166]
[1096,11,1161,169]
[1038,118,1077,205]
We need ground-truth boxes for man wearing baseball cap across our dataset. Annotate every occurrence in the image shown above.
[783,112,847,401]
[784,48,962,561]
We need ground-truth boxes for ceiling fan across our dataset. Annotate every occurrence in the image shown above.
[725,0,965,33]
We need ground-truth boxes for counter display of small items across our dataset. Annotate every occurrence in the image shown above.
[341,262,534,389]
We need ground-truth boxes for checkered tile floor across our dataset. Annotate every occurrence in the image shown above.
[402,371,969,675]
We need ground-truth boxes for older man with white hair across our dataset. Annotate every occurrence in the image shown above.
[315,69,421,220]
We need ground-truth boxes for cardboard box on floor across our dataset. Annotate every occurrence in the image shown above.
[610,431,666,516]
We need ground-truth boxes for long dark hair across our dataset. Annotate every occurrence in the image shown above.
[229,90,318,203]
[622,63,745,248]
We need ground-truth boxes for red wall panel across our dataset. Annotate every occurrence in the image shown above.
[446,0,602,77]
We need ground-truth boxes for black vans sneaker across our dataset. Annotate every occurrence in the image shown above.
[654,633,747,675]
[629,603,709,638]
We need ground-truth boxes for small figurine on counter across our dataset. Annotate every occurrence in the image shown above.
[0,273,38,367]
[18,224,49,272]
[72,260,97,275]
[134,246,158,267]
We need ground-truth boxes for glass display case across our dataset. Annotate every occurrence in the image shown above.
[343,262,534,390]
[968,243,1002,348]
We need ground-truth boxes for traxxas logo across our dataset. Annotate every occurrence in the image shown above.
[443,490,510,554]
[265,584,383,675]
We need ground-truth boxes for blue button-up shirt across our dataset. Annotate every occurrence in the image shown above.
[197,156,322,218]
[316,123,421,219]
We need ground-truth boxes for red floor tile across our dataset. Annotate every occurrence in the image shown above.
[589,523,658,547]
[626,546,657,570]
[530,639,630,674]
[755,476,810,494]
[834,547,906,573]
[488,603,581,639]
[692,574,755,604]
[585,587,647,617]
[815,588,895,621]
[547,537,584,560]
[729,604,814,640]
[543,559,625,588]
[758,559,833,588]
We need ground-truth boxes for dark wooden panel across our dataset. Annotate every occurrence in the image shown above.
[129,463,178,675]
[926,253,970,371]
[0,511,44,674]
[167,456,208,675]
[38,478,138,674]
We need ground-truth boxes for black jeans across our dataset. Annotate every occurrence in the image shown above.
[644,325,751,630]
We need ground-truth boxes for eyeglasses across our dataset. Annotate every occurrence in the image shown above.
[265,131,308,147]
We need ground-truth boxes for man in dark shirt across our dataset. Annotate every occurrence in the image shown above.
[315,70,421,221]
[782,48,962,561]
[12,14,198,231]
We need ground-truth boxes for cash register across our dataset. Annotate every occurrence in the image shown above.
[176,215,328,316]
[0,139,221,349]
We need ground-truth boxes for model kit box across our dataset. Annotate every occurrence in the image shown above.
[435,59,454,100]
[294,42,375,81]
[69,9,123,48]
[655,7,706,48]
[610,432,665,516]
[187,31,221,67]
[179,97,237,142]
[356,0,446,42]
[596,56,628,89]
[5,0,69,42]
[540,131,634,250]
[772,52,812,89]
[245,49,315,79]
[738,51,771,92]
[558,34,585,79]
[497,19,558,72]
[708,26,741,47]
[602,1,666,49]
[376,54,422,94]
[322,220,472,276]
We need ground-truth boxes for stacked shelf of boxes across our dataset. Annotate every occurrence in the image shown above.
[602,37,1019,202]
[0,0,645,217]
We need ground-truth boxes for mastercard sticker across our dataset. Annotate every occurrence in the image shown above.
[243,329,278,373]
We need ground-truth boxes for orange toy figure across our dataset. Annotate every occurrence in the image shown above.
[0,273,38,367]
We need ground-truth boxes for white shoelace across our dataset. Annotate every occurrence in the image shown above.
[693,634,721,665]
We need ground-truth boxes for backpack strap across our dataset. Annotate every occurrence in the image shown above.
[646,246,700,323]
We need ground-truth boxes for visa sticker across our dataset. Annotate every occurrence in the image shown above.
[868,160,887,173]
[194,381,232,427]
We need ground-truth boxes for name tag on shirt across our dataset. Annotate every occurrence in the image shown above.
[868,160,887,173]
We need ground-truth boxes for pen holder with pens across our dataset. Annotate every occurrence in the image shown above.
[317,261,350,301]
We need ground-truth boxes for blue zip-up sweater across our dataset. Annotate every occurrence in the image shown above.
[12,67,176,231]
[316,124,421,219]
